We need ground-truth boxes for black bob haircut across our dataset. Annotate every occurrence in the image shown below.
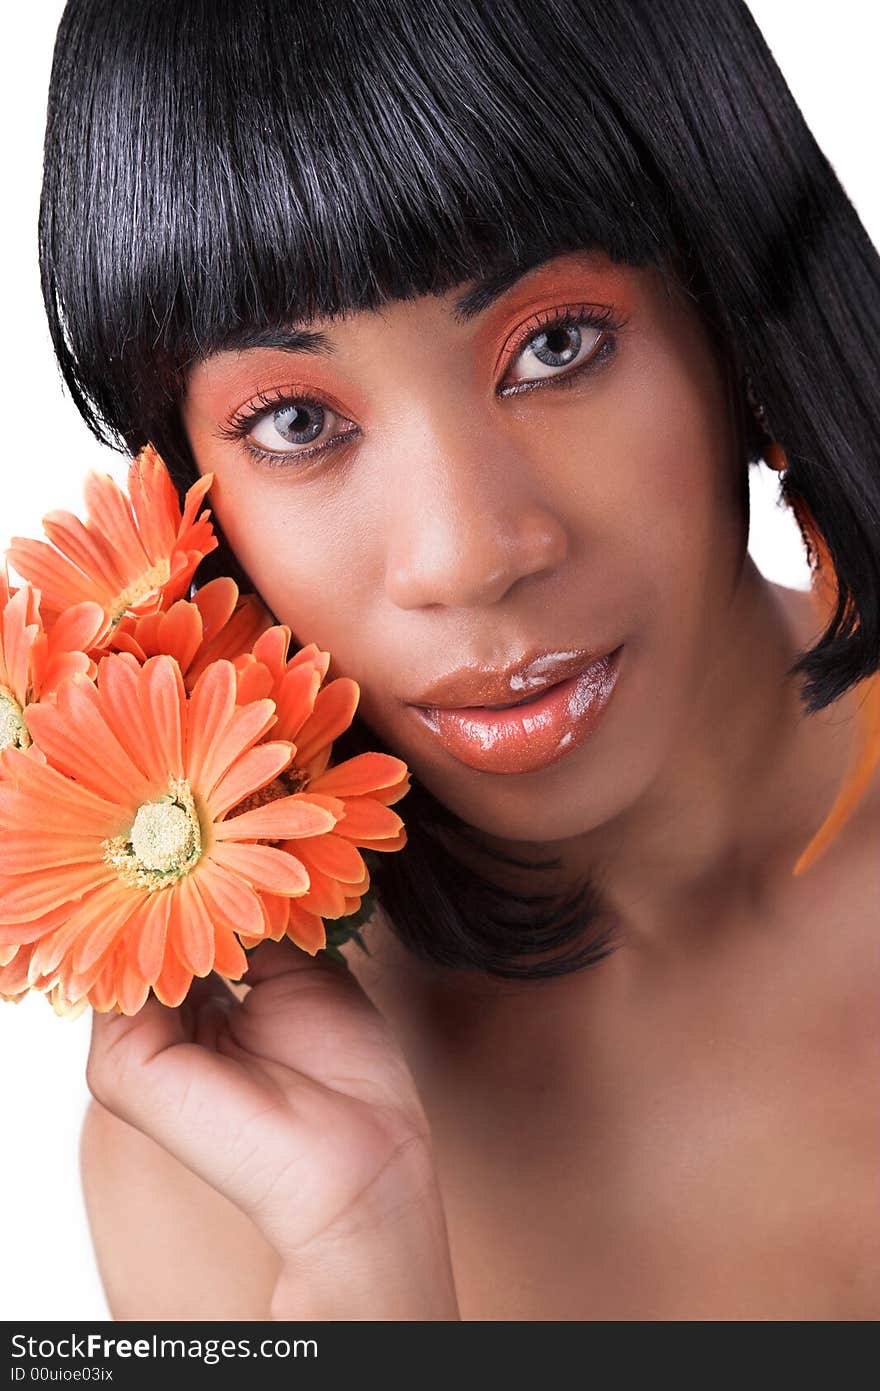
[40,0,880,980]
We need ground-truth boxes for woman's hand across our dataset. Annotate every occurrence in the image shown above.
[86,937,461,1320]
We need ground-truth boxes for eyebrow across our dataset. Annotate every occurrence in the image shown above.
[218,250,575,357]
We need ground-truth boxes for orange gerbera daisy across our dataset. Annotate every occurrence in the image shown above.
[231,626,411,955]
[7,445,217,631]
[108,575,276,690]
[0,651,347,1016]
[0,564,105,756]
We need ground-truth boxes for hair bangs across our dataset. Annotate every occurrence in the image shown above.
[44,0,675,449]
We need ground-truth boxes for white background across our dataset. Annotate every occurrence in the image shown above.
[0,2,877,1321]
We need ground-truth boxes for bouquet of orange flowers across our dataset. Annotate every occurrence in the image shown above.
[0,447,410,1019]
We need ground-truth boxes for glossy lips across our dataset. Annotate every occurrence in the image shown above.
[410,646,623,773]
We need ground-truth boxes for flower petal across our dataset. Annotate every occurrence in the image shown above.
[71,881,150,974]
[212,793,339,842]
[291,832,366,883]
[293,678,360,765]
[309,752,410,799]
[25,674,155,805]
[194,859,268,941]
[139,655,186,779]
[0,860,115,927]
[133,888,172,984]
[185,661,237,787]
[286,901,327,956]
[197,699,278,800]
[205,741,294,820]
[172,874,215,977]
[209,841,310,896]
[329,796,404,842]
[151,936,193,1010]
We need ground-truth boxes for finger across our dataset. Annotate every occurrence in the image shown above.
[241,934,345,987]
[86,971,237,1122]
[86,993,185,1126]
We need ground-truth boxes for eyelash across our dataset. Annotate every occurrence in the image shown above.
[218,302,626,471]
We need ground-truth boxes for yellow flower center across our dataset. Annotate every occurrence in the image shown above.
[0,688,31,752]
[110,558,172,626]
[103,777,202,890]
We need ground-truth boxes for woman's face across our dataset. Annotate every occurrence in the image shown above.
[181,249,747,843]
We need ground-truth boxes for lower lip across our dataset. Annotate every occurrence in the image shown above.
[409,646,624,774]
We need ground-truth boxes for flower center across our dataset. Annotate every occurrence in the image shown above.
[103,777,202,890]
[0,688,31,752]
[110,558,172,626]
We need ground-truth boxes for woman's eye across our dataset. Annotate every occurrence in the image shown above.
[248,399,342,454]
[504,320,605,389]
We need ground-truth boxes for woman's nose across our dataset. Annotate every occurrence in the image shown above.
[381,405,569,611]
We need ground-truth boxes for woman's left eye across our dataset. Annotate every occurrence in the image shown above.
[500,309,617,394]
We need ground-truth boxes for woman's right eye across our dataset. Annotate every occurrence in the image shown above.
[217,389,360,466]
[247,398,354,456]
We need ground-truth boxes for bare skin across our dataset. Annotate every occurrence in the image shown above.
[81,250,880,1319]
[81,581,880,1320]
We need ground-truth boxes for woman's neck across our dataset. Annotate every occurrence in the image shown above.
[442,556,858,956]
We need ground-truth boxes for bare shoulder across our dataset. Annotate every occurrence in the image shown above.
[80,1098,281,1321]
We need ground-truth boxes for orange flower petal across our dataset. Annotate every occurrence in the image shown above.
[0,944,32,1000]
[254,891,290,941]
[138,655,186,780]
[285,901,327,956]
[95,651,157,773]
[0,830,99,873]
[290,832,366,883]
[233,658,275,704]
[117,954,152,1016]
[185,660,237,786]
[206,741,294,820]
[133,889,173,984]
[212,793,339,842]
[292,678,360,766]
[209,841,310,896]
[197,699,279,799]
[155,602,204,671]
[309,752,410,799]
[172,874,215,977]
[250,625,291,675]
[46,601,107,661]
[0,860,116,928]
[42,507,127,593]
[195,860,268,941]
[82,470,151,577]
[71,881,149,974]
[271,664,323,742]
[294,863,349,918]
[6,536,104,613]
[0,745,119,832]
[349,828,408,853]
[151,936,194,1010]
[26,674,155,805]
[192,576,239,639]
[329,796,404,842]
[128,447,179,558]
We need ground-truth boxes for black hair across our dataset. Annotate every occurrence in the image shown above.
[39,0,880,980]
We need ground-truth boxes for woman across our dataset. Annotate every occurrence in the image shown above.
[37,0,879,1319]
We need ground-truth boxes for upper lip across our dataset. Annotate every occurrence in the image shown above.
[406,646,612,710]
